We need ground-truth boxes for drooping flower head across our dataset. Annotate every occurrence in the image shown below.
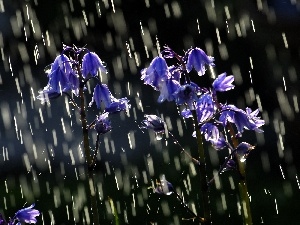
[82,52,106,78]
[186,47,215,76]
[90,84,112,109]
[235,142,255,162]
[13,204,40,224]
[219,105,264,136]
[141,114,166,140]
[200,123,227,150]
[37,54,74,102]
[95,112,112,134]
[212,73,235,92]
[157,79,180,103]
[196,93,216,123]
[173,83,198,107]
[105,97,130,113]
[141,56,169,90]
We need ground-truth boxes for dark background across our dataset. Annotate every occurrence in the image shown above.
[0,0,300,224]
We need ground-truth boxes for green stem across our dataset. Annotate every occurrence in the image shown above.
[192,110,211,225]
[227,124,253,225]
[78,70,100,225]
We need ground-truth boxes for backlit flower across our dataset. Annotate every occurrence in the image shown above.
[141,56,169,90]
[95,112,112,134]
[186,48,215,76]
[82,52,106,78]
[212,73,235,92]
[196,93,216,123]
[13,204,40,224]
[141,115,166,140]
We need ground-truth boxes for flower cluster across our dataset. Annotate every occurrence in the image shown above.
[37,46,130,134]
[140,46,264,169]
[0,204,40,225]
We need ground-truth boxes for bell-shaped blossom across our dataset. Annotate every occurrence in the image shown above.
[219,105,264,136]
[82,52,106,78]
[173,84,198,107]
[105,97,130,113]
[157,79,180,103]
[221,159,237,173]
[186,48,215,76]
[196,93,216,123]
[95,112,112,134]
[13,204,40,224]
[141,56,169,90]
[50,54,72,75]
[141,114,165,133]
[245,107,265,132]
[200,123,227,150]
[90,84,112,109]
[154,175,174,195]
[212,73,235,92]
[235,142,255,162]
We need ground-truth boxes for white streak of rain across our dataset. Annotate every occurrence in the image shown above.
[282,33,288,48]
[293,95,299,113]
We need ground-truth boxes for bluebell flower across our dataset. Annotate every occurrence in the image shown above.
[82,52,106,78]
[222,159,237,173]
[105,97,130,113]
[200,123,227,150]
[245,107,265,133]
[95,112,112,134]
[173,84,198,107]
[37,54,75,102]
[154,175,174,195]
[141,114,166,140]
[157,79,180,103]
[219,105,264,136]
[50,54,72,75]
[90,84,112,109]
[196,93,216,123]
[235,142,255,162]
[212,73,235,92]
[13,204,40,224]
[141,56,169,90]
[186,48,215,76]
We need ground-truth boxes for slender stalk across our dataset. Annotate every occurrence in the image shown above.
[192,110,211,225]
[78,67,100,225]
[227,124,253,225]
[169,47,211,224]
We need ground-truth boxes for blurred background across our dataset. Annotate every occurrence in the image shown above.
[0,0,300,224]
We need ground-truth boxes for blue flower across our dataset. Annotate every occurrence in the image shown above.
[67,71,80,95]
[200,123,227,150]
[90,84,112,109]
[222,159,237,173]
[245,107,265,133]
[157,79,180,103]
[105,97,130,113]
[173,84,198,107]
[235,142,255,162]
[13,204,40,224]
[212,73,235,92]
[82,52,106,78]
[95,112,112,134]
[51,54,72,75]
[196,93,216,123]
[219,105,264,136]
[186,48,215,76]
[141,56,169,90]
[141,115,165,140]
